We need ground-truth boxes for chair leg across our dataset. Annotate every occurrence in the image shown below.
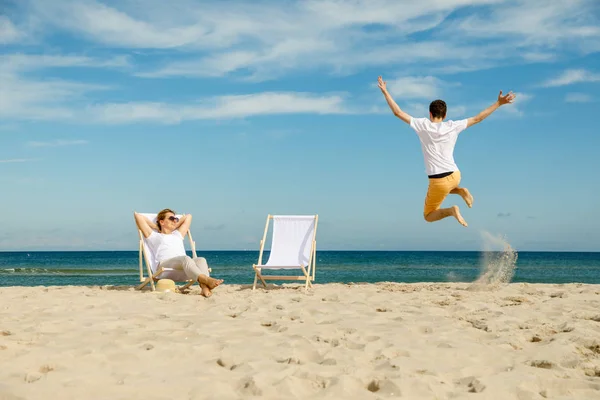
[136,277,152,291]
[253,266,268,290]
[301,266,311,292]
[252,266,258,290]
[259,274,268,288]
[179,280,195,291]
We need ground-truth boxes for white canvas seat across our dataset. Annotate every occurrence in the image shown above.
[136,213,205,292]
[253,215,318,291]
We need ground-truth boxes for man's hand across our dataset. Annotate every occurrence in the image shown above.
[378,75,411,124]
[378,76,387,92]
[467,90,516,128]
[498,90,516,105]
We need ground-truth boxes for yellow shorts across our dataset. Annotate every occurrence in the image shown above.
[424,171,461,216]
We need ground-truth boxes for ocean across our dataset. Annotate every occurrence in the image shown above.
[1,251,600,287]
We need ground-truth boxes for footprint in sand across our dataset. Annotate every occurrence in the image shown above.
[320,358,337,366]
[343,341,366,350]
[39,364,55,374]
[24,373,42,383]
[419,326,433,334]
[276,357,303,365]
[455,376,486,393]
[529,360,554,369]
[260,321,288,333]
[216,358,240,371]
[239,378,262,396]
[313,335,340,347]
[366,379,402,396]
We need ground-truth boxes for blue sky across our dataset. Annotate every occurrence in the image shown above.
[1,0,599,252]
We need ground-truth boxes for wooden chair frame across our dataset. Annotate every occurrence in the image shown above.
[252,214,318,292]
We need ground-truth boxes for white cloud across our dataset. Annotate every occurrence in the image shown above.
[31,0,499,49]
[521,52,557,62]
[542,69,600,87]
[27,140,89,147]
[0,16,21,44]
[0,54,126,121]
[24,0,599,79]
[137,51,261,78]
[450,105,468,118]
[404,102,429,117]
[386,76,446,100]
[1,66,353,122]
[565,93,593,103]
[2,1,597,124]
[450,0,599,46]
[0,71,107,120]
[88,92,350,124]
[0,159,34,163]
[514,92,533,103]
[0,54,131,72]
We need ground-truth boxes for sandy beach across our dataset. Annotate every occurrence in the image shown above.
[1,282,599,400]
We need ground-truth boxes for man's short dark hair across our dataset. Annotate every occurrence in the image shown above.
[429,100,447,119]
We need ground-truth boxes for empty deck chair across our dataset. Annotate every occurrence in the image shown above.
[252,215,318,291]
[136,212,202,292]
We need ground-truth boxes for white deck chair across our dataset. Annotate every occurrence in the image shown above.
[253,215,318,292]
[136,213,206,292]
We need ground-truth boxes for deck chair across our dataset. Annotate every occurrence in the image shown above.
[253,214,318,292]
[136,213,206,292]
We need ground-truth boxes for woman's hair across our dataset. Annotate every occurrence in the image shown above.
[156,208,176,232]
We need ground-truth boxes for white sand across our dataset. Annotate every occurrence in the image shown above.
[1,283,600,400]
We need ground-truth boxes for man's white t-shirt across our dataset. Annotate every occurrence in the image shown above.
[145,230,186,264]
[410,117,468,176]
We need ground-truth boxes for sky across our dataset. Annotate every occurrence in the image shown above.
[1,0,599,252]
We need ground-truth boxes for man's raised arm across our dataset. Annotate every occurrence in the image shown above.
[378,76,412,124]
[467,90,516,128]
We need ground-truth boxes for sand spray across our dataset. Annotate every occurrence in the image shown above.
[469,231,518,290]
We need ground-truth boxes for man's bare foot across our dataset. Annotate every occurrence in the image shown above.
[460,188,474,208]
[450,205,468,227]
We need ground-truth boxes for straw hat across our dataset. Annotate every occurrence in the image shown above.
[155,279,176,293]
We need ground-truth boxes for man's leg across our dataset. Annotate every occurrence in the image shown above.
[425,206,467,227]
[423,172,468,227]
[450,187,474,208]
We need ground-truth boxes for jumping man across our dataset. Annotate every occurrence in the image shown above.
[377,76,515,227]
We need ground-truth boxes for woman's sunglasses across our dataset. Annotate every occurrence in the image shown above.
[167,216,179,222]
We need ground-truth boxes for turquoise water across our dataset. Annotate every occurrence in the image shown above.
[1,251,599,287]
